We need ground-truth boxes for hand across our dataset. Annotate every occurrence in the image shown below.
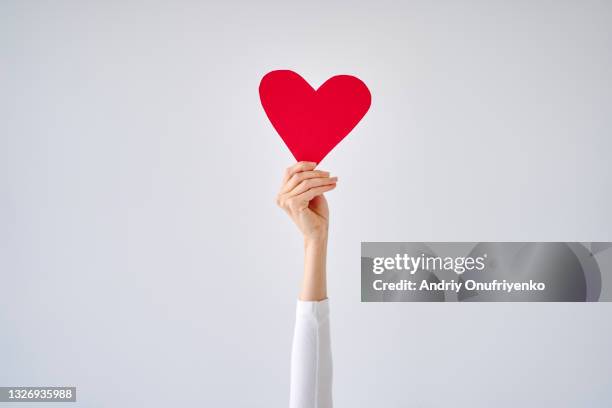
[276,161,338,243]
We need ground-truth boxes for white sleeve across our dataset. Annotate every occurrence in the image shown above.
[289,298,333,408]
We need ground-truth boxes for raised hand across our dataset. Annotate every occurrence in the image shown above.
[276,161,338,243]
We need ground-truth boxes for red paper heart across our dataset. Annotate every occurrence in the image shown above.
[259,70,371,163]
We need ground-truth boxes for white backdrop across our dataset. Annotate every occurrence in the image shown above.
[2,1,612,407]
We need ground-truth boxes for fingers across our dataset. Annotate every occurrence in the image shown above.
[276,162,338,211]
[282,170,330,193]
[293,184,337,208]
[281,184,337,212]
[282,161,317,184]
[276,177,337,212]
[286,176,338,197]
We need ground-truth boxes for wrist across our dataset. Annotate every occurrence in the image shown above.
[301,233,328,301]
[304,234,328,249]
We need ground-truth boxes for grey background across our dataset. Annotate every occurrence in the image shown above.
[1,1,611,407]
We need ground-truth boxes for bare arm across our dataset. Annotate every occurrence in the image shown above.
[301,237,328,301]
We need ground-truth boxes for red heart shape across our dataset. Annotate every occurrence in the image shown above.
[259,70,371,163]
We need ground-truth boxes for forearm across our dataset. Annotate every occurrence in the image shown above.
[291,237,334,408]
[300,236,328,301]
